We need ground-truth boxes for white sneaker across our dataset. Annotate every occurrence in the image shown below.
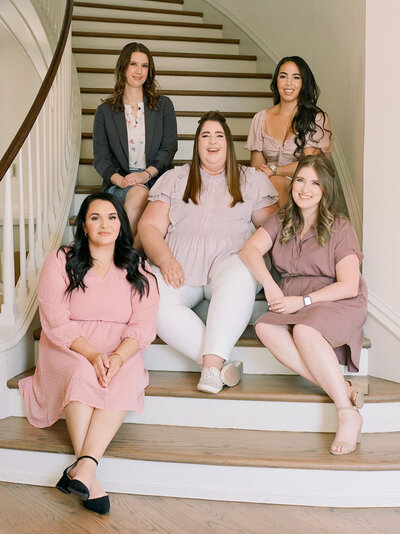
[197,367,223,394]
[220,361,243,387]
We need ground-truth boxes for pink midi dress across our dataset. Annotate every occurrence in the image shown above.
[19,250,159,428]
[255,214,367,372]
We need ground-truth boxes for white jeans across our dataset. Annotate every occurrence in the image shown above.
[156,254,258,366]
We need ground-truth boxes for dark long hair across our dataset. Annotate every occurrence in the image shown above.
[59,192,154,297]
[183,111,244,207]
[102,42,159,111]
[270,56,332,158]
[279,155,342,246]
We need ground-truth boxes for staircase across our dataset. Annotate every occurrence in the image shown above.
[2,0,400,508]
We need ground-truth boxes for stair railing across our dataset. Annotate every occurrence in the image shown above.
[0,0,79,331]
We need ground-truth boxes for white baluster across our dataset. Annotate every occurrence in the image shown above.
[17,151,28,301]
[27,134,36,284]
[0,168,16,324]
[35,120,44,263]
[42,104,49,239]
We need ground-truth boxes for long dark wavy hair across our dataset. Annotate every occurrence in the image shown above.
[270,56,332,158]
[279,155,343,246]
[183,111,244,207]
[102,42,160,112]
[59,192,155,297]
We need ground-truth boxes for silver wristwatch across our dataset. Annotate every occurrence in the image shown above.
[303,295,312,307]
[270,164,277,176]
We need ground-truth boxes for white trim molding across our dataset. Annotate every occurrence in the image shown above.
[368,290,400,342]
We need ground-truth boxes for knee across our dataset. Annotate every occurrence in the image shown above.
[125,187,148,209]
[255,322,274,345]
[292,324,317,347]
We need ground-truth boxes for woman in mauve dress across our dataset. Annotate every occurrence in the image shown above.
[19,192,159,514]
[240,155,367,456]
[245,56,333,206]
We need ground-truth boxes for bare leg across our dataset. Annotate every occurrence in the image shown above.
[203,354,224,370]
[124,185,149,238]
[255,323,318,384]
[269,174,290,207]
[66,404,125,498]
[292,324,362,453]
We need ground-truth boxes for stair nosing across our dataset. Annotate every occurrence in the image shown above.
[72,15,222,30]
[73,48,256,61]
[80,88,273,98]
[77,67,271,79]
[72,31,239,44]
[73,1,203,18]
[82,109,257,117]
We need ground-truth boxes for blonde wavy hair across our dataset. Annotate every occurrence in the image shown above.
[279,155,343,246]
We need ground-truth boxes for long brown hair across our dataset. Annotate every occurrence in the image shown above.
[183,111,244,207]
[102,42,159,111]
[279,155,343,246]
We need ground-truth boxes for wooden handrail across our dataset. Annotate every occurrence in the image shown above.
[0,0,74,181]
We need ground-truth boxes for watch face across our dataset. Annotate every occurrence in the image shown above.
[304,296,312,306]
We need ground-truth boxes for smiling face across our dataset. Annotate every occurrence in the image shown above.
[83,199,121,248]
[125,51,149,89]
[277,61,302,103]
[197,120,227,174]
[292,165,323,215]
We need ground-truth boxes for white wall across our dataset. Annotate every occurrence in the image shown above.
[363,0,400,381]
[207,0,365,237]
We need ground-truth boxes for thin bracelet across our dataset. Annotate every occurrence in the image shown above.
[109,352,124,366]
[145,170,152,181]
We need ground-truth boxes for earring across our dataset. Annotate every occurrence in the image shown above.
[84,232,88,237]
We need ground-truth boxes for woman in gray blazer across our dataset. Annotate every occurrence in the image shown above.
[93,42,178,239]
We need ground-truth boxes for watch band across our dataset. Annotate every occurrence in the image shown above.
[270,164,277,176]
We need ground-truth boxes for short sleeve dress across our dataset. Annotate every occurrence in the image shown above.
[245,110,333,173]
[19,250,159,428]
[255,214,367,372]
[148,164,279,286]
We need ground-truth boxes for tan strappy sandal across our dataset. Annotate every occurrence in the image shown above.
[330,406,362,456]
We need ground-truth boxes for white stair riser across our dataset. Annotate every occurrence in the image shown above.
[8,389,398,433]
[77,72,269,92]
[73,6,201,23]
[1,450,400,507]
[81,114,253,135]
[80,93,271,112]
[72,36,239,55]
[72,20,222,39]
[75,0,185,11]
[79,138,249,160]
[74,53,257,73]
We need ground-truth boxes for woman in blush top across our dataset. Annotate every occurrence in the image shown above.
[240,155,367,456]
[93,42,177,240]
[19,192,159,514]
[245,56,333,206]
[138,111,278,394]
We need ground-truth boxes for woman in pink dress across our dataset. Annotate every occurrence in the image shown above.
[240,155,367,455]
[19,192,159,514]
[138,111,278,395]
[245,56,333,206]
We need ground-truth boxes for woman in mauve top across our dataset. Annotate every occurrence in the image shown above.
[245,56,333,206]
[19,192,159,514]
[240,155,367,456]
[138,111,278,394]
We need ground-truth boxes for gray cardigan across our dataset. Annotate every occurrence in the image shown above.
[93,95,178,190]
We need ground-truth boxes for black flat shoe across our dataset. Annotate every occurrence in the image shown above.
[83,495,110,515]
[56,461,77,494]
[67,455,99,501]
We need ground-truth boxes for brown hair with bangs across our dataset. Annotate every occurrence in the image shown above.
[183,111,244,207]
[102,42,159,112]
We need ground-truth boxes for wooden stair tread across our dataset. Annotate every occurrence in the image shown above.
[82,109,256,117]
[72,15,222,30]
[0,416,399,470]
[82,132,248,141]
[80,88,273,97]
[74,1,199,17]
[7,370,391,402]
[77,67,271,79]
[77,158,251,168]
[72,31,239,44]
[74,2,202,17]
[73,48,257,61]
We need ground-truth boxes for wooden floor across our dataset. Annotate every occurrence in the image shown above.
[0,482,399,534]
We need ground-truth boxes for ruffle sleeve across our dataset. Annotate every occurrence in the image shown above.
[305,112,334,156]
[245,110,266,152]
[333,218,364,265]
[148,164,189,203]
[120,264,159,351]
[244,167,279,211]
[38,250,83,348]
